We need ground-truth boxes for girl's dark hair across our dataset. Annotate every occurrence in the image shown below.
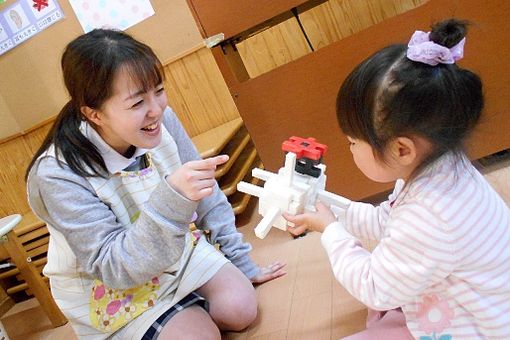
[26,29,164,179]
[336,19,483,178]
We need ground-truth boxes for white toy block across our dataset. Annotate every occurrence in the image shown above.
[252,168,274,181]
[254,206,280,239]
[317,190,351,209]
[237,140,352,239]
[237,181,264,198]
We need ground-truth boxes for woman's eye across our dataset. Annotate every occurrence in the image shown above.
[131,100,143,108]
[156,87,165,94]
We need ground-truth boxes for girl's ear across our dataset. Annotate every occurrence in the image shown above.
[80,106,102,126]
[389,137,417,166]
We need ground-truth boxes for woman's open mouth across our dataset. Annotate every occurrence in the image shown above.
[141,122,160,135]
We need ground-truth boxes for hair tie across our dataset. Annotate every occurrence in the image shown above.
[406,30,465,66]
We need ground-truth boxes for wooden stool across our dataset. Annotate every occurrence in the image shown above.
[0,214,67,328]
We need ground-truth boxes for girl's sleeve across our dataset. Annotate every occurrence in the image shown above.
[320,202,454,310]
[344,180,404,241]
[28,156,200,290]
[163,108,259,279]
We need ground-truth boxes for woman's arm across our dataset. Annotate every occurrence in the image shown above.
[28,155,197,289]
[162,108,259,279]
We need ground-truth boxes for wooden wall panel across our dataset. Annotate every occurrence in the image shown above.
[236,20,311,78]
[236,0,427,78]
[0,137,33,216]
[0,120,52,216]
[301,0,428,48]
[163,47,240,137]
[23,123,53,155]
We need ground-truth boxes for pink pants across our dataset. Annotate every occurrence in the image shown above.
[342,308,414,340]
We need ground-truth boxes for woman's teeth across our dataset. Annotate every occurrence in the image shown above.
[142,123,158,131]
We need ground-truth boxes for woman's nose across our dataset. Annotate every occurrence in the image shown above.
[147,97,163,117]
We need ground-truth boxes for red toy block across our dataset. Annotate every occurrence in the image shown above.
[281,136,327,161]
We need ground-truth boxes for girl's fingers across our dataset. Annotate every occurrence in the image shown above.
[316,201,329,211]
[283,212,303,224]
[282,212,292,221]
[288,224,307,236]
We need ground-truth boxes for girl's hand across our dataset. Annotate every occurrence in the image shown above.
[251,261,287,285]
[283,201,336,236]
[166,155,229,201]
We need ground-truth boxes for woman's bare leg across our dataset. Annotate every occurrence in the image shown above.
[197,263,257,331]
[157,305,221,340]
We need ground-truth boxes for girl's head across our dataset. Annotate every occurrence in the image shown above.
[27,29,166,178]
[336,19,483,182]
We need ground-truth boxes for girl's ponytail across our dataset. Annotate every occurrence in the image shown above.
[429,19,468,49]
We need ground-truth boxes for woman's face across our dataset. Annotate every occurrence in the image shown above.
[93,67,168,156]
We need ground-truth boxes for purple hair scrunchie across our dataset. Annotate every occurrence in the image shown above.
[407,30,465,66]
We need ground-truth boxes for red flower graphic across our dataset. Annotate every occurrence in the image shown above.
[32,0,49,12]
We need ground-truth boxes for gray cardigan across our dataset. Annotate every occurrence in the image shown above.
[27,107,259,289]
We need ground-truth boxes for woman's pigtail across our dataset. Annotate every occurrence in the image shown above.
[25,101,107,180]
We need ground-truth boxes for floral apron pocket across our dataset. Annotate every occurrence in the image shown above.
[90,277,161,332]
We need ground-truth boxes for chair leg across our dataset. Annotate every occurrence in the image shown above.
[2,231,67,327]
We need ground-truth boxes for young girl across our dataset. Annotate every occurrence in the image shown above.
[285,19,510,339]
[26,29,285,339]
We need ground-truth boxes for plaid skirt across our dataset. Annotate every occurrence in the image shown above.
[141,292,208,339]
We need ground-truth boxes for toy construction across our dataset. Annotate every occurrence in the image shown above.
[237,137,351,239]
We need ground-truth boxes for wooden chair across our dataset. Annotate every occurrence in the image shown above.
[0,213,67,328]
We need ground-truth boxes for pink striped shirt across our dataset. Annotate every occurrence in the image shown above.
[321,154,510,339]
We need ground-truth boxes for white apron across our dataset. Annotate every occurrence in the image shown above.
[34,124,228,339]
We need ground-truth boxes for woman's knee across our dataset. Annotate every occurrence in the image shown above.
[223,286,258,330]
[198,264,258,331]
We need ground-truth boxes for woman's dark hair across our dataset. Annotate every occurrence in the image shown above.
[26,29,164,179]
[336,19,483,178]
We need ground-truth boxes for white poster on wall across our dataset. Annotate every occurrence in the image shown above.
[68,0,155,33]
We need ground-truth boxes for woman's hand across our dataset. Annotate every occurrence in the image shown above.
[283,201,336,236]
[167,155,228,201]
[251,261,287,285]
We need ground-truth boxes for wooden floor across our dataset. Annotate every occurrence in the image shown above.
[223,219,368,340]
[1,155,509,340]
